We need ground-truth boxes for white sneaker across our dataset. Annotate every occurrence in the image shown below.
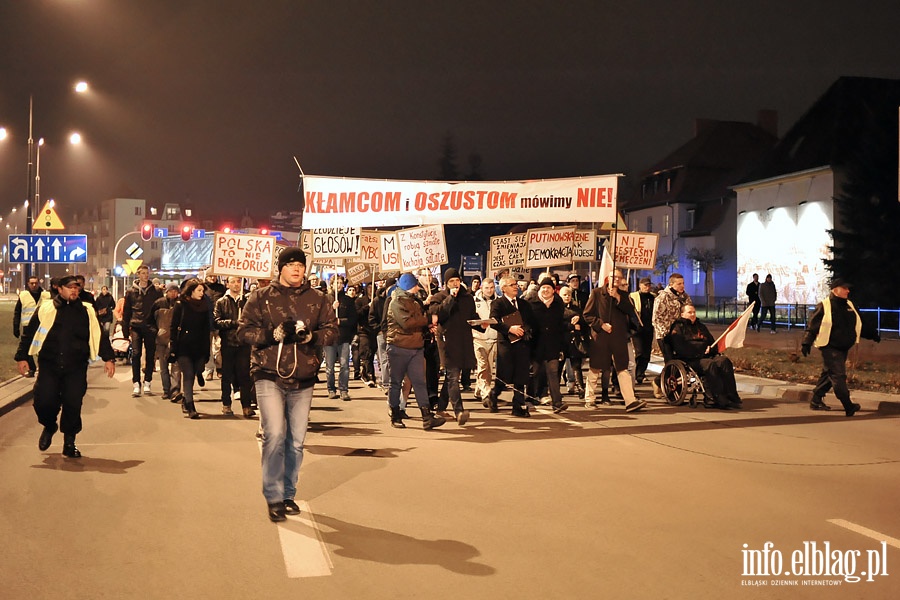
[142,381,152,395]
[132,383,141,397]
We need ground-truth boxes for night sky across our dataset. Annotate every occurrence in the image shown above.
[2,0,900,224]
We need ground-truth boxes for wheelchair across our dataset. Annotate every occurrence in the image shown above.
[658,336,714,408]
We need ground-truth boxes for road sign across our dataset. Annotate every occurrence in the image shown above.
[124,259,143,275]
[125,242,144,259]
[154,227,169,238]
[34,201,66,230]
[8,234,87,263]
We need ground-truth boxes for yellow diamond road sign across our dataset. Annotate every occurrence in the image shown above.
[34,201,66,230]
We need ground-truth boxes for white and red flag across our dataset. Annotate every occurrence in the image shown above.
[598,245,614,288]
[714,302,756,353]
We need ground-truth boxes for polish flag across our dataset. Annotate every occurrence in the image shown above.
[714,302,756,353]
[598,245,614,288]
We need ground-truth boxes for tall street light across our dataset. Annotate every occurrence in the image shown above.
[24,82,89,279]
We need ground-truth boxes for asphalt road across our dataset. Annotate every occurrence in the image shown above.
[1,364,899,599]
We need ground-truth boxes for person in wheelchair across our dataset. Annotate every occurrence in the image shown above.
[668,305,742,410]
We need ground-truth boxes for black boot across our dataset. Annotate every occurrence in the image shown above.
[62,434,81,458]
[38,423,58,451]
[390,407,406,429]
[420,407,446,430]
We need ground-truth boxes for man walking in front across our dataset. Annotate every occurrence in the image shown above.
[15,275,116,458]
[238,248,338,522]
[802,278,880,417]
[122,265,163,397]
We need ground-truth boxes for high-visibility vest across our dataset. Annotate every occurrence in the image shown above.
[813,296,861,348]
[18,290,50,331]
[29,301,103,361]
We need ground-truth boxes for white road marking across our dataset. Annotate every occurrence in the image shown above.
[257,440,334,577]
[827,519,900,549]
[277,501,334,578]
[533,407,583,426]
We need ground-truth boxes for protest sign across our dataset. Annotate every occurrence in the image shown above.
[303,174,618,227]
[301,231,343,267]
[211,232,275,279]
[524,226,576,268]
[380,232,401,273]
[311,228,361,259]
[489,233,527,271]
[397,224,448,271]
[614,231,659,270]
[573,229,597,262]
[358,230,381,264]
[345,261,372,286]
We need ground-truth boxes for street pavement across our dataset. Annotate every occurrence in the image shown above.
[2,344,900,598]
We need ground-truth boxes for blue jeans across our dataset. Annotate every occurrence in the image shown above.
[256,379,313,504]
[325,342,351,393]
[386,344,430,411]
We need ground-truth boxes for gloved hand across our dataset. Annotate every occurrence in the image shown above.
[295,320,314,345]
[801,344,811,357]
[273,319,297,343]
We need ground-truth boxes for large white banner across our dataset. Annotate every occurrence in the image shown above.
[211,232,275,279]
[525,226,576,268]
[303,174,618,227]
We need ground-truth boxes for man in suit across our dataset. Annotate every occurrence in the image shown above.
[488,276,535,417]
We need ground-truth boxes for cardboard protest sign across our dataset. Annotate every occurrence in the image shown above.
[211,232,275,279]
[311,228,361,259]
[345,261,372,286]
[489,233,527,271]
[358,230,381,264]
[614,231,659,270]
[301,231,343,267]
[397,224,448,271]
[573,229,597,262]
[524,226,576,268]
[380,232,401,273]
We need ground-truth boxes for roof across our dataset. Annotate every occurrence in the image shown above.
[624,120,777,211]
[740,76,900,184]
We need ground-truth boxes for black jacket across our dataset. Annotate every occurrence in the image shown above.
[123,282,163,335]
[16,296,114,368]
[214,292,249,347]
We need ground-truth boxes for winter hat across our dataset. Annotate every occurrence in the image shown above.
[830,277,852,289]
[538,276,555,289]
[444,267,461,282]
[278,248,307,272]
[58,275,78,287]
[398,273,419,291]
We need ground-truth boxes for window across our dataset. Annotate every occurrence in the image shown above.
[663,214,670,236]
[666,177,672,193]
[692,260,701,285]
[647,216,653,232]
[134,206,142,216]
[686,209,695,231]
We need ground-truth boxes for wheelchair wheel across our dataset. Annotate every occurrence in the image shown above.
[660,361,689,406]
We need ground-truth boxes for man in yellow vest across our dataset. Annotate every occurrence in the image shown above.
[802,278,881,417]
[15,275,116,458]
[13,276,50,377]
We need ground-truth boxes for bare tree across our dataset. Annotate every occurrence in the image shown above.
[686,247,724,308]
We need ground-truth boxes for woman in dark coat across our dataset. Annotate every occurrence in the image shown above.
[582,269,646,412]
[528,277,568,413]
[169,279,211,419]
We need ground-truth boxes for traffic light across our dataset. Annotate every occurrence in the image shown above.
[222,225,232,234]
[259,227,269,235]
[180,224,193,241]
[141,223,153,241]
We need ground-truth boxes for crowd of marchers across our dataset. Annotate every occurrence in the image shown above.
[12,251,879,521]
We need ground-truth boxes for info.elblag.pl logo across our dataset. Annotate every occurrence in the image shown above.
[741,541,889,586]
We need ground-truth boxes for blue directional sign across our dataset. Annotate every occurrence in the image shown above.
[8,234,89,264]
[154,227,169,238]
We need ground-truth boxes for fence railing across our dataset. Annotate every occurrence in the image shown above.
[713,301,899,336]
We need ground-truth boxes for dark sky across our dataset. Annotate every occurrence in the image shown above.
[2,0,900,223]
